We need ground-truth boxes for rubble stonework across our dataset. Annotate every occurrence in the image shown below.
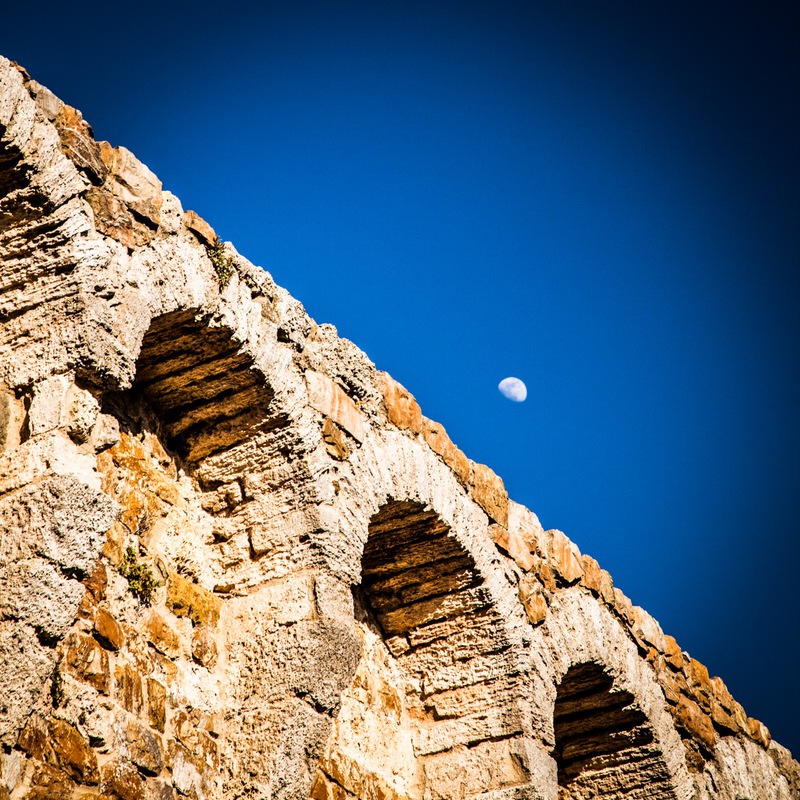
[0,56,797,800]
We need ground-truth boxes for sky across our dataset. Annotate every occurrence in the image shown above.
[3,1,798,757]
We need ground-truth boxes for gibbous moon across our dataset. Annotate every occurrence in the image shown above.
[498,377,527,402]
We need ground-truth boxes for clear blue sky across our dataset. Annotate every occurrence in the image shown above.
[4,1,798,756]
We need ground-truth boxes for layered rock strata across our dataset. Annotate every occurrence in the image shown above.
[0,56,797,800]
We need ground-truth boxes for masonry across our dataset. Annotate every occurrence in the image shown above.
[0,56,797,800]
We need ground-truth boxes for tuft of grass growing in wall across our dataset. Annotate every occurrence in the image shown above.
[50,662,64,708]
[119,546,160,605]
[206,237,235,288]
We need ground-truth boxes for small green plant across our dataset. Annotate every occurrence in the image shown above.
[206,237,235,288]
[119,546,160,605]
[50,662,64,708]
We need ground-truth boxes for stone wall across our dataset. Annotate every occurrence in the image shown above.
[0,56,797,800]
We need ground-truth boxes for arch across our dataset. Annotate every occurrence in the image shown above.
[553,661,674,798]
[312,499,533,800]
[527,588,693,800]
[131,308,276,465]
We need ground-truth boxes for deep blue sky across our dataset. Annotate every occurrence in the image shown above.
[4,1,798,756]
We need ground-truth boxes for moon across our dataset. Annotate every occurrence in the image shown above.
[498,377,527,402]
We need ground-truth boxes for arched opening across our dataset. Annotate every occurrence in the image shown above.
[553,662,677,799]
[131,308,275,465]
[312,501,531,800]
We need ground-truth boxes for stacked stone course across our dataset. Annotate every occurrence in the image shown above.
[0,56,798,800]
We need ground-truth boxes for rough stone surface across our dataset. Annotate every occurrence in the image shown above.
[0,56,797,800]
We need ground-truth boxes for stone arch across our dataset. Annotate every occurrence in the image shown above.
[553,661,672,798]
[312,498,535,800]
[528,588,693,800]
[129,307,275,466]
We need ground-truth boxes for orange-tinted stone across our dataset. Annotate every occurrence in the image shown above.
[144,611,182,659]
[83,559,108,602]
[95,607,124,651]
[65,632,110,694]
[147,677,167,732]
[191,626,218,669]
[663,635,684,671]
[166,573,222,627]
[101,759,146,800]
[746,716,771,749]
[518,577,548,626]
[673,695,716,751]
[184,210,217,246]
[421,418,471,488]
[378,372,422,434]
[470,462,509,527]
[115,663,143,716]
[547,529,583,585]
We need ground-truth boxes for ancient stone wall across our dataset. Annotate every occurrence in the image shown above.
[0,56,797,800]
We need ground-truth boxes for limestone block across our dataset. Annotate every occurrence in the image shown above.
[192,626,218,668]
[378,371,422,434]
[306,369,365,442]
[166,573,222,627]
[64,632,110,694]
[470,462,509,527]
[631,604,666,654]
[90,412,121,452]
[0,385,24,452]
[123,717,164,776]
[184,209,217,245]
[518,575,548,626]
[0,622,54,746]
[663,634,684,670]
[490,523,535,571]
[579,553,614,605]
[709,676,748,735]
[64,382,100,442]
[18,713,99,784]
[95,607,124,651]
[421,417,470,487]
[26,373,70,436]
[99,142,163,228]
[1,558,85,639]
[53,104,107,185]
[545,528,583,585]
[747,716,772,749]
[422,737,529,799]
[674,695,716,750]
[143,611,182,659]
[28,79,62,120]
[100,758,146,800]
[147,678,167,733]
[507,499,544,554]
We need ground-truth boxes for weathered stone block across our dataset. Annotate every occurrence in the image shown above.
[470,462,509,527]
[421,418,470,487]
[378,372,422,434]
[166,573,221,627]
[673,695,716,750]
[306,370,365,442]
[54,104,107,184]
[65,632,110,694]
[125,717,164,776]
[95,607,124,651]
[546,529,583,585]
[518,576,548,626]
[147,677,167,733]
[115,663,144,715]
[184,210,217,246]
